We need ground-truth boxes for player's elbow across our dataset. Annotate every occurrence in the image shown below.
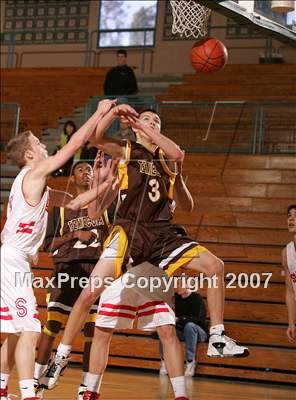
[182,199,194,213]
[173,148,184,162]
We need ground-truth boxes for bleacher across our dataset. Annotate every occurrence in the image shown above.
[1,67,109,137]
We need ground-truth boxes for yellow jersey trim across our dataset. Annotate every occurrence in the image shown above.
[166,245,208,277]
[103,225,128,279]
[118,140,131,190]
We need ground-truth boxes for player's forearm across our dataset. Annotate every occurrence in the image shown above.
[88,183,117,219]
[286,289,296,325]
[95,108,117,143]
[174,175,194,212]
[49,189,73,208]
[67,109,105,152]
[66,181,110,212]
[142,127,183,161]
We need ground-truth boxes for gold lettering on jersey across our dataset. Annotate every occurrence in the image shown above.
[68,217,105,232]
[138,160,161,177]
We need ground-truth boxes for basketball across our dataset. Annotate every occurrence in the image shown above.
[190,37,228,73]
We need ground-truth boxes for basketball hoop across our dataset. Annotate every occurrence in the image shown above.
[170,0,211,38]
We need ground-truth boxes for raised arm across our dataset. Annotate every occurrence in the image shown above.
[32,100,117,178]
[22,100,116,207]
[128,116,184,162]
[48,188,73,210]
[92,104,138,159]
[66,153,119,216]
[282,248,296,343]
[87,154,119,219]
[173,155,194,213]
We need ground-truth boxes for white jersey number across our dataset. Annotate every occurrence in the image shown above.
[148,179,160,202]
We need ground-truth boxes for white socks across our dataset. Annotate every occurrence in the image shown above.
[210,324,225,336]
[170,376,187,398]
[19,379,35,399]
[0,372,9,389]
[34,362,48,379]
[57,343,72,358]
[85,372,103,392]
[81,371,87,386]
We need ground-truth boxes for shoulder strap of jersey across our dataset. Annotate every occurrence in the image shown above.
[158,148,178,178]
[118,140,132,191]
[103,209,110,227]
[59,207,65,236]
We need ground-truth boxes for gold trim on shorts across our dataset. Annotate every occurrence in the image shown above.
[103,225,128,279]
[166,245,208,276]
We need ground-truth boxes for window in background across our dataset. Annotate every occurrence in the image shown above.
[98,0,158,47]
[2,0,89,45]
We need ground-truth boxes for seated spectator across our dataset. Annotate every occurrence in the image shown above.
[103,49,138,96]
[159,287,208,377]
[53,120,81,176]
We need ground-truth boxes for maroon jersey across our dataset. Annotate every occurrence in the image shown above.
[116,141,177,224]
[44,207,109,263]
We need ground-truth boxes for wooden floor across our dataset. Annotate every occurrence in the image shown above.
[9,367,295,399]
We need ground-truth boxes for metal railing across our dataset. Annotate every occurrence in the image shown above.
[83,98,295,154]
[158,101,296,154]
[0,103,20,150]
[85,95,156,136]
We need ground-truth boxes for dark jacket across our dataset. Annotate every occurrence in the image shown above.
[103,65,138,95]
[175,292,208,335]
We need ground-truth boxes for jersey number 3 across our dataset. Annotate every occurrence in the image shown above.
[148,179,160,202]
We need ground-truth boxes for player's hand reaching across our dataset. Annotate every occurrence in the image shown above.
[92,150,119,186]
[126,115,159,141]
[73,230,97,244]
[92,150,104,185]
[112,104,138,118]
[286,324,296,343]
[97,99,117,115]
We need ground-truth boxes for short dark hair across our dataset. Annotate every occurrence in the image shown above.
[71,161,92,175]
[139,108,160,118]
[287,204,296,215]
[117,49,127,56]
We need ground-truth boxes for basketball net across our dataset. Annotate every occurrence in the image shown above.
[170,0,211,38]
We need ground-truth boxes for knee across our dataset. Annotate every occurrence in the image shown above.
[20,331,40,344]
[208,258,224,277]
[184,322,197,334]
[95,327,113,344]
[44,320,62,337]
[79,288,99,308]
[83,322,95,339]
[157,325,177,344]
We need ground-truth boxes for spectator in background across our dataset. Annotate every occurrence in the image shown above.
[112,115,136,142]
[53,120,81,176]
[60,121,81,175]
[159,287,208,377]
[104,49,138,96]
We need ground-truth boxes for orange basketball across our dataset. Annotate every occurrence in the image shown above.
[190,37,228,73]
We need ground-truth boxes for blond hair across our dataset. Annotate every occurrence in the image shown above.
[6,130,33,168]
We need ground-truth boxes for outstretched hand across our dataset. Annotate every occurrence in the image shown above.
[113,104,138,119]
[92,150,119,187]
[97,99,117,115]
